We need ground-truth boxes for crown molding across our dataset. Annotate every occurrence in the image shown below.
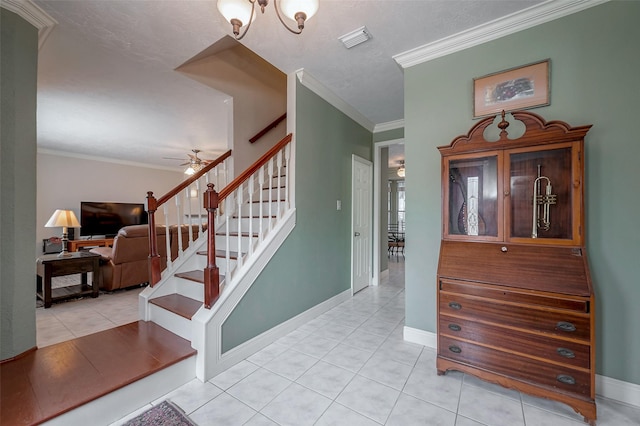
[1,0,57,49]
[38,148,182,173]
[295,69,375,133]
[393,0,609,68]
[374,119,405,133]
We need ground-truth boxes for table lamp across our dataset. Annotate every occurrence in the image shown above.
[45,209,81,257]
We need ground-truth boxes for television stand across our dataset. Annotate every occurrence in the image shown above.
[68,238,114,252]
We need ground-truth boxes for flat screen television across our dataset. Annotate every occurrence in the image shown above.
[80,201,148,237]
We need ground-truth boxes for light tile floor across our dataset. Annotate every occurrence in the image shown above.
[38,260,640,425]
[36,283,142,348]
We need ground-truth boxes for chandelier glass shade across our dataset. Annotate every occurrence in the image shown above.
[217,0,319,40]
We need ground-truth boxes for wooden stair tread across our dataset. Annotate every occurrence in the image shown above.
[174,270,204,283]
[149,294,202,319]
[196,250,240,259]
[216,231,259,238]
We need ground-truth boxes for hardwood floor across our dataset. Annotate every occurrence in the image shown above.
[0,321,196,426]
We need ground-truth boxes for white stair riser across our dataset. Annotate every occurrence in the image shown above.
[232,217,273,232]
[149,303,193,341]
[240,201,284,216]
[215,235,256,252]
[175,279,205,302]
[261,188,287,199]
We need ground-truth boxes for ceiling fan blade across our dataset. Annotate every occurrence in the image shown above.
[179,161,190,166]
[163,156,189,161]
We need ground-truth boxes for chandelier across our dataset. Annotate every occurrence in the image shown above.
[217,0,319,40]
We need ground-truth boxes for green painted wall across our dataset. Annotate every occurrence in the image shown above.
[0,9,38,360]
[404,1,640,385]
[373,127,404,143]
[221,80,372,351]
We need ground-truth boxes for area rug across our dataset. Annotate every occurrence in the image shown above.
[123,400,197,426]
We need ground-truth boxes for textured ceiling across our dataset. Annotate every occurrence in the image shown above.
[34,0,544,170]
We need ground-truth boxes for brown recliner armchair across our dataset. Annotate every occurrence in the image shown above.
[90,225,167,291]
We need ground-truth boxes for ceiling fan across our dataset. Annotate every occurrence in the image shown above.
[164,149,214,175]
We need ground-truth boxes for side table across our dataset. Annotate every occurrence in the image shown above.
[36,251,101,308]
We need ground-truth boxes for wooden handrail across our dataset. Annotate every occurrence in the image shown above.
[157,150,232,206]
[220,133,292,200]
[146,149,231,287]
[249,113,286,144]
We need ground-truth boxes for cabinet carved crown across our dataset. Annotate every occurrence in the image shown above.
[438,110,591,246]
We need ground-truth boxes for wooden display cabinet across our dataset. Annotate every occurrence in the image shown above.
[436,111,596,425]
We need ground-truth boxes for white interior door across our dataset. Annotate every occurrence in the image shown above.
[351,155,373,294]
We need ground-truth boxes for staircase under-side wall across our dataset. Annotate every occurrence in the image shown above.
[139,134,295,381]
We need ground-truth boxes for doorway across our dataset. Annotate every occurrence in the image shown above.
[351,155,373,294]
[373,139,404,286]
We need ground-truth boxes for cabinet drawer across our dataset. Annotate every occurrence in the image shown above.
[439,315,590,369]
[439,292,590,341]
[440,280,590,313]
[439,336,591,396]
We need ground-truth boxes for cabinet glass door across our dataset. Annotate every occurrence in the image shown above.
[508,146,574,242]
[446,154,500,239]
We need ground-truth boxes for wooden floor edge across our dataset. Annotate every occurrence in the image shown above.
[0,345,37,364]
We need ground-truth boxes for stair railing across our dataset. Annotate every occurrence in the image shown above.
[146,150,232,286]
[202,133,292,308]
[249,113,286,144]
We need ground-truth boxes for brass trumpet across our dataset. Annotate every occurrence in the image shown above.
[532,164,556,238]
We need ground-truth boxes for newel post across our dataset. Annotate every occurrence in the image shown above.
[146,191,162,287]
[204,183,220,309]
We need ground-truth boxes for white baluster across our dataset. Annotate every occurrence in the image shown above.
[175,193,184,258]
[258,164,265,243]
[225,203,231,280]
[186,186,194,245]
[248,174,254,256]
[268,158,274,234]
[276,149,282,220]
[163,204,172,270]
[236,186,243,268]
[284,143,291,211]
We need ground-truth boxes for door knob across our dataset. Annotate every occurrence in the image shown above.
[354,232,361,237]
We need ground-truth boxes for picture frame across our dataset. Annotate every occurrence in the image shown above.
[473,59,550,118]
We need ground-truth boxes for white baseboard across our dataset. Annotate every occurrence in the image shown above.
[404,326,437,349]
[208,288,352,378]
[403,326,640,409]
[596,374,640,408]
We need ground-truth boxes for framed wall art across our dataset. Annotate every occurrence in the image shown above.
[473,59,550,118]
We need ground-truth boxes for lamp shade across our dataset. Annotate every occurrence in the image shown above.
[45,209,81,228]
[280,0,319,21]
[217,0,254,25]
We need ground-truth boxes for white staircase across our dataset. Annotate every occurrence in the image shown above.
[139,135,295,381]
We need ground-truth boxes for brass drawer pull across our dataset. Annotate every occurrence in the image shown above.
[556,321,577,332]
[556,348,576,358]
[448,302,462,310]
[448,324,462,332]
[448,345,462,354]
[556,374,576,385]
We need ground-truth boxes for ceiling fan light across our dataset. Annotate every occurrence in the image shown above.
[184,166,196,175]
[217,0,254,27]
[279,0,319,24]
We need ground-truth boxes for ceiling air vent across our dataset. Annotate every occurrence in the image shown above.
[339,26,372,49]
